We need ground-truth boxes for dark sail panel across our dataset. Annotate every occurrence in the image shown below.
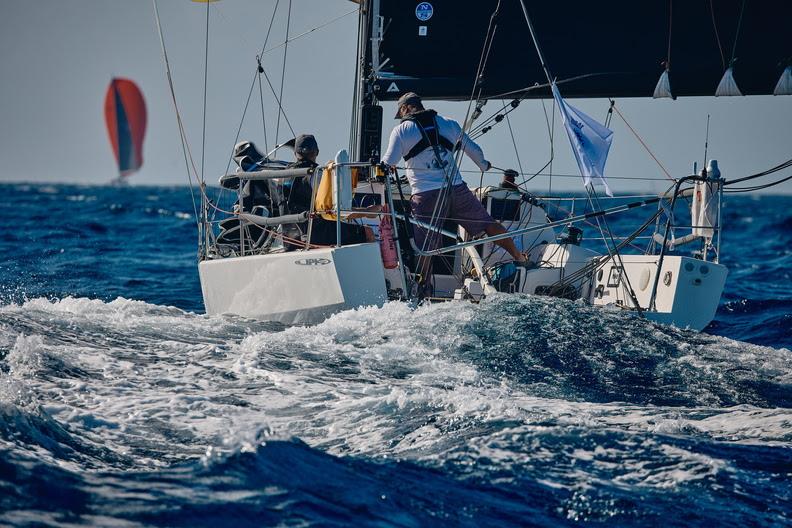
[373,0,792,100]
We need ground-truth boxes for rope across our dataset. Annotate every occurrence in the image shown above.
[610,102,675,181]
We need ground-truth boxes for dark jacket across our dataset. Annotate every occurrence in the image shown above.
[283,159,317,215]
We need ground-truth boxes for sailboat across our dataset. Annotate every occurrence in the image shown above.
[161,0,791,328]
[104,78,147,185]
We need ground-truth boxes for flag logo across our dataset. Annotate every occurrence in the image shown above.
[415,2,433,22]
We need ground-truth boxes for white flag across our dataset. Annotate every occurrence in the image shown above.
[551,83,614,197]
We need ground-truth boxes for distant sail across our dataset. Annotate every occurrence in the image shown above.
[104,78,147,178]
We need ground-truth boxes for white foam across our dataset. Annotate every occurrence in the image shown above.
[1,294,790,484]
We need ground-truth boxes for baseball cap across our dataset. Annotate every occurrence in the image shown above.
[394,92,422,118]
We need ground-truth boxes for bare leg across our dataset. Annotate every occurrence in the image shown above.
[484,223,526,262]
[364,226,375,243]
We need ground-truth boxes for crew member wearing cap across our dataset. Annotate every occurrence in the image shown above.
[500,169,520,191]
[282,134,374,250]
[381,93,528,286]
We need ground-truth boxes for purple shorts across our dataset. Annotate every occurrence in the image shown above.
[410,184,496,251]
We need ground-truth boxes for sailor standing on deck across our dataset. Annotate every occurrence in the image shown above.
[381,93,528,288]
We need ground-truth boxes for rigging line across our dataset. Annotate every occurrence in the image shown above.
[252,0,283,150]
[201,0,210,185]
[667,0,673,68]
[258,60,268,152]
[260,0,281,56]
[274,0,292,148]
[260,8,359,56]
[516,98,556,187]
[483,73,607,101]
[588,186,644,314]
[151,0,200,234]
[604,99,614,128]
[465,170,668,182]
[709,0,726,71]
[415,193,669,257]
[702,114,710,169]
[724,162,792,185]
[426,0,502,251]
[505,113,525,179]
[731,0,747,64]
[446,0,501,234]
[260,67,296,139]
[518,0,553,86]
[211,68,259,228]
[724,173,792,192]
[463,0,502,129]
[224,69,259,176]
[213,0,281,223]
[548,97,556,214]
[468,74,602,139]
[348,3,363,157]
[610,103,674,181]
[552,208,663,290]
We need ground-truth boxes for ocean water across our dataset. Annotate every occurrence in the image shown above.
[0,183,790,527]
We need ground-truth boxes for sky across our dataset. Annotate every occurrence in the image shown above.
[0,0,790,196]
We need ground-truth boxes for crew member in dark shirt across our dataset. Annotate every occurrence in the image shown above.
[283,134,374,249]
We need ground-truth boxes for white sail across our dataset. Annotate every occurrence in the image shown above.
[653,69,673,99]
[715,67,743,97]
[773,66,792,96]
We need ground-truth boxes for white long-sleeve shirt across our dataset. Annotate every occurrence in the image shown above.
[381,113,489,194]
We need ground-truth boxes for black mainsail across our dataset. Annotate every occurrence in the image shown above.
[368,0,791,100]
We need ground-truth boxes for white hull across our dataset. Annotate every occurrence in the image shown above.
[199,243,387,325]
[589,254,728,331]
[454,245,727,331]
[198,171,728,332]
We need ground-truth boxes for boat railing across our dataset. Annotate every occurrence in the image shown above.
[213,161,387,257]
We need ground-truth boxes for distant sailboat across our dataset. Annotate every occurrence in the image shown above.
[104,78,147,184]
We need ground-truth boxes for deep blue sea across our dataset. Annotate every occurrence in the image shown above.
[0,183,790,527]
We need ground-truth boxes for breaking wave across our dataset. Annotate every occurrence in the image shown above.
[1,295,790,526]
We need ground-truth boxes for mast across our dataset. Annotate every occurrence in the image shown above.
[352,0,383,163]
